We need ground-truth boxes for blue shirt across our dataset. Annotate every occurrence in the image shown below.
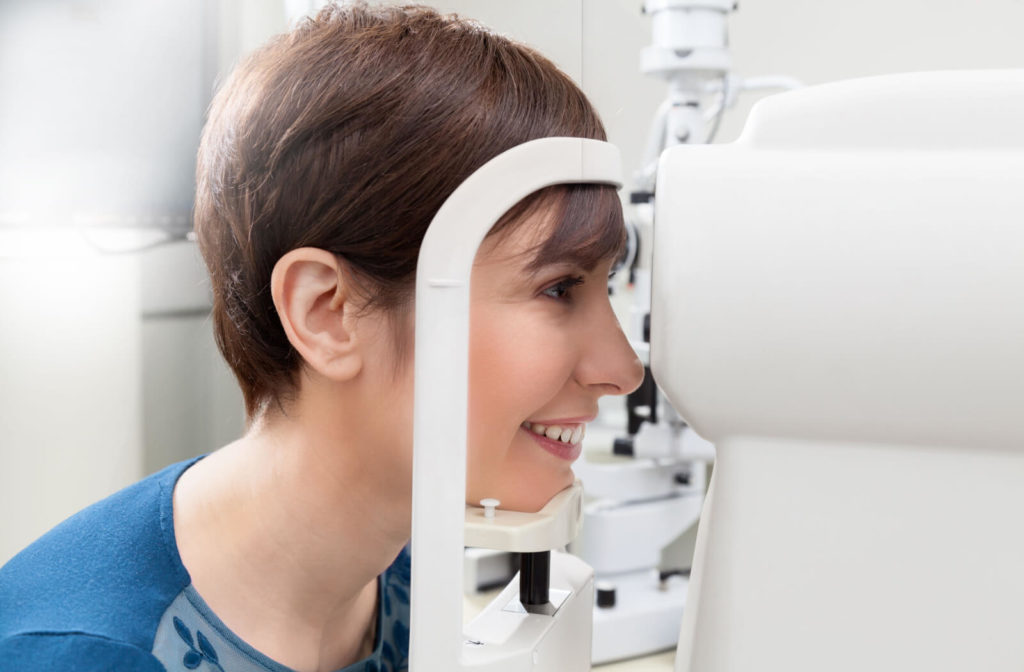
[0,458,410,672]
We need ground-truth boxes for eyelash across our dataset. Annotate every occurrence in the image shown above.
[541,276,585,301]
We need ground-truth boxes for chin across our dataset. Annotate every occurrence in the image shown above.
[467,432,577,513]
[501,470,574,513]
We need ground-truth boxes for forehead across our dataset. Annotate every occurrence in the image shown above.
[475,184,626,273]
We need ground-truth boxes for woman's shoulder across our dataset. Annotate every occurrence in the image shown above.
[0,631,167,672]
[0,458,198,650]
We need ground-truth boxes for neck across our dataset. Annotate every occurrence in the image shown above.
[173,399,410,671]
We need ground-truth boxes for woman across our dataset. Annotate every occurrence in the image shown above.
[0,4,643,671]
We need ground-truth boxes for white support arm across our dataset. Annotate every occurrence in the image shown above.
[409,137,622,671]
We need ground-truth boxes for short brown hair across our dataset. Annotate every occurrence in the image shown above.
[195,2,623,419]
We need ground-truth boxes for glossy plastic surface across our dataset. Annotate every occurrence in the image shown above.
[651,70,1024,671]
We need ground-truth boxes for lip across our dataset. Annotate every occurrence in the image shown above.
[521,425,583,462]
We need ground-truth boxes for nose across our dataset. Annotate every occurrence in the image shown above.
[575,298,645,397]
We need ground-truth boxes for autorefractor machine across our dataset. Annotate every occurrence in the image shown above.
[660,69,1024,672]
[406,69,1024,671]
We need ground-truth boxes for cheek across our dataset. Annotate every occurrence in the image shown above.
[468,308,573,423]
[465,307,577,511]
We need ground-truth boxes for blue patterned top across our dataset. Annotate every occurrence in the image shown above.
[0,458,411,672]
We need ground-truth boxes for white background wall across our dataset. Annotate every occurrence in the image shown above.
[0,0,239,563]
[2,0,1022,564]
[0,251,143,563]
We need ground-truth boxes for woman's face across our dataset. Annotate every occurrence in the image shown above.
[364,205,644,514]
[463,209,644,512]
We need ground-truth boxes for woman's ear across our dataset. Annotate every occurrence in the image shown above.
[270,248,363,382]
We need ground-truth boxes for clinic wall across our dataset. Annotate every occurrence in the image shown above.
[0,0,242,564]
[0,252,143,564]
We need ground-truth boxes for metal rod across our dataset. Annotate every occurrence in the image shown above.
[520,551,550,606]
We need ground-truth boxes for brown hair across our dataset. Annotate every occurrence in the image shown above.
[195,2,623,419]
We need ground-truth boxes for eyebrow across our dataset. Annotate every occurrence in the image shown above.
[524,233,625,275]
[521,260,580,280]
[520,256,616,284]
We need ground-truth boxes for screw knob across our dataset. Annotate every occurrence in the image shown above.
[596,582,617,608]
[480,498,500,519]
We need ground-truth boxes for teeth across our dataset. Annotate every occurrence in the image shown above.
[522,421,587,446]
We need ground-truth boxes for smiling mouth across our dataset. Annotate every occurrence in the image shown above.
[522,421,585,446]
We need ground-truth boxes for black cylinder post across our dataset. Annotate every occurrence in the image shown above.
[519,551,550,606]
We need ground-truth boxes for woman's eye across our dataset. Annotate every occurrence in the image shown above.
[541,276,584,301]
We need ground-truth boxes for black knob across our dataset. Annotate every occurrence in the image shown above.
[612,437,635,457]
[596,582,616,609]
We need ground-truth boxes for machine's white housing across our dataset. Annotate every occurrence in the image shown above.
[653,70,1024,671]
[409,137,622,671]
